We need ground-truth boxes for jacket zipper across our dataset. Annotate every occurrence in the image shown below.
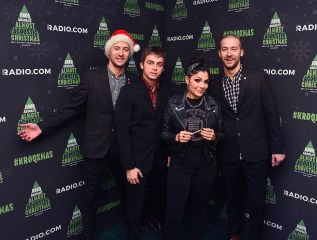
[172,107,186,130]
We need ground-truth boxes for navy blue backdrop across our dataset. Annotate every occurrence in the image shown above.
[1,0,316,239]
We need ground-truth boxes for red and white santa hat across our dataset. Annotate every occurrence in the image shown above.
[105,29,140,58]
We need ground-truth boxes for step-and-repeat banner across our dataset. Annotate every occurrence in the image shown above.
[0,0,164,239]
[1,0,316,239]
[163,1,316,239]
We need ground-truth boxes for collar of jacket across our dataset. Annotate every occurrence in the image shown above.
[171,92,218,109]
[99,66,135,84]
[170,92,218,130]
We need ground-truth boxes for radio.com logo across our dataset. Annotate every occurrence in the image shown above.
[47,24,88,34]
[284,190,317,205]
[263,68,295,76]
[2,68,51,76]
[167,34,194,42]
[264,219,283,231]
[56,180,85,194]
[26,225,62,240]
[296,24,317,32]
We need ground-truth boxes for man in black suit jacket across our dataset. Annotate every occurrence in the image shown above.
[17,29,139,240]
[209,35,285,240]
[116,46,170,240]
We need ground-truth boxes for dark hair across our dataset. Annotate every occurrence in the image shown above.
[140,46,166,64]
[219,34,243,50]
[186,57,209,76]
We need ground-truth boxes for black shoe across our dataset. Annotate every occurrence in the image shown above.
[148,215,163,234]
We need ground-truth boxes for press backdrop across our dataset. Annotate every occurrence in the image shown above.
[1,0,316,239]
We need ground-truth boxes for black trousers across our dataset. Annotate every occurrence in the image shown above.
[222,159,269,240]
[82,152,118,240]
[163,150,217,240]
[148,162,168,222]
[125,173,150,240]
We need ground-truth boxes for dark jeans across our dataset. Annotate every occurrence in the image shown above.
[222,159,269,240]
[82,153,117,240]
[163,148,217,240]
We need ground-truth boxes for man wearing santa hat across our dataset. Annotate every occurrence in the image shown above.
[18,29,140,240]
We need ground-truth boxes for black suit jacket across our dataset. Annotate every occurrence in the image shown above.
[39,66,137,159]
[116,77,170,174]
[209,68,284,163]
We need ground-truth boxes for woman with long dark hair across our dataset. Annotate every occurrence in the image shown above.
[161,57,224,240]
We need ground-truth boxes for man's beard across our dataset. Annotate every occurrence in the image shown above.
[224,59,240,70]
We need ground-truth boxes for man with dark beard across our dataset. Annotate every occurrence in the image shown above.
[209,34,285,240]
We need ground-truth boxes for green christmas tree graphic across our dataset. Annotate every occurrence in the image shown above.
[67,205,83,236]
[172,57,186,83]
[198,21,215,51]
[287,219,309,240]
[301,55,317,92]
[94,17,110,48]
[262,12,287,48]
[57,53,80,88]
[172,0,187,20]
[17,97,43,132]
[294,141,317,176]
[25,181,51,217]
[148,25,162,47]
[11,5,40,45]
[265,178,277,204]
[62,133,84,166]
[127,55,139,76]
[124,0,140,16]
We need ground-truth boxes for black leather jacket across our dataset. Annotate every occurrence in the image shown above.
[161,93,224,162]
